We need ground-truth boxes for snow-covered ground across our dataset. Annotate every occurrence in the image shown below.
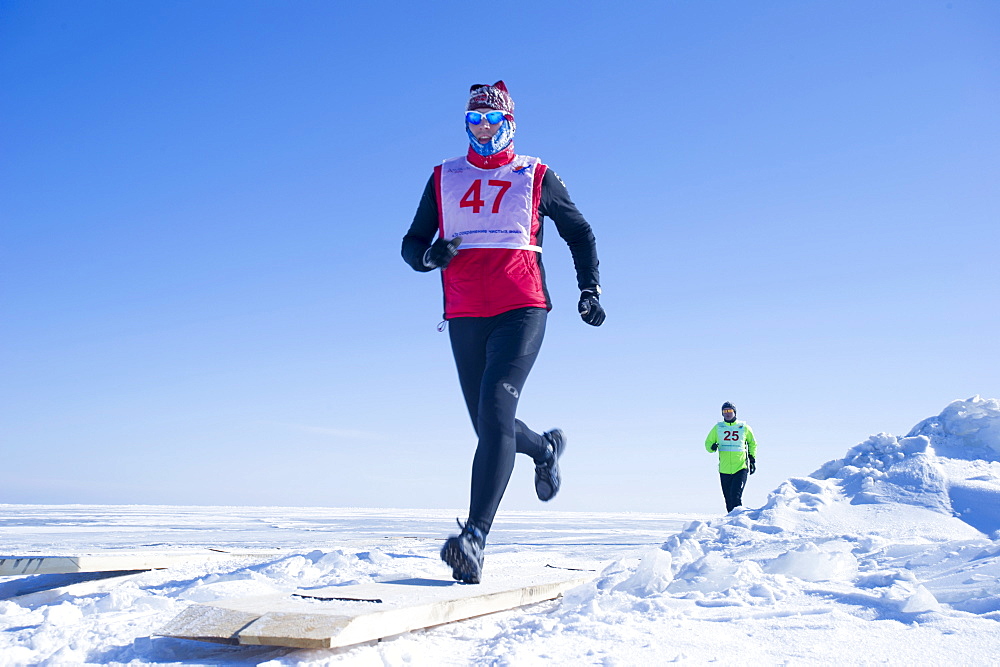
[3,397,1000,665]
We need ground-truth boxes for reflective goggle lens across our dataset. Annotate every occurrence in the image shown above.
[466,110,507,125]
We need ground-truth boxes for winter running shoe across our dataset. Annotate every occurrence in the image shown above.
[534,428,566,502]
[440,519,486,584]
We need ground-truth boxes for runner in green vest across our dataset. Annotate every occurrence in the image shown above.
[705,401,757,512]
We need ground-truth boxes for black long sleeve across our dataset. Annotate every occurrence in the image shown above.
[401,175,438,272]
[538,169,600,290]
[401,167,600,289]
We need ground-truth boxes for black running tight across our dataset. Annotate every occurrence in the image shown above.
[448,307,550,535]
[720,469,748,513]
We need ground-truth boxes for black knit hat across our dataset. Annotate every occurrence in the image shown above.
[721,401,736,412]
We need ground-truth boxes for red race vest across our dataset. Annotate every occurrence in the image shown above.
[433,155,549,318]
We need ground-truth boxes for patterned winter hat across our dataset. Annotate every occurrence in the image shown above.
[466,80,516,157]
[467,81,515,116]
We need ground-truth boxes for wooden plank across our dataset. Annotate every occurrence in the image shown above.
[0,570,144,602]
[156,603,264,646]
[245,576,589,649]
[0,549,285,576]
[158,568,592,650]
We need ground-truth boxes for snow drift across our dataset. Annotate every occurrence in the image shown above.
[570,396,1000,626]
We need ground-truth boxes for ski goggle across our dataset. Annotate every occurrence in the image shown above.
[722,409,736,416]
[465,110,508,125]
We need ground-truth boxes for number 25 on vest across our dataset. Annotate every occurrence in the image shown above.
[460,179,513,214]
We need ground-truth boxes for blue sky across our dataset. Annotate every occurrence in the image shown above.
[2,1,998,514]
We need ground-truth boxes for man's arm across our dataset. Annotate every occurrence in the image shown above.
[705,427,719,453]
[538,169,599,290]
[401,175,439,272]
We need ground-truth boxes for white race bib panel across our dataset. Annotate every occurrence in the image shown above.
[439,155,542,252]
[716,423,747,452]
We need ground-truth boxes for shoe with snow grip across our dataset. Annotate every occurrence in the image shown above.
[534,429,566,502]
[440,519,485,584]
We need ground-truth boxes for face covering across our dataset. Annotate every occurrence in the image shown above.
[467,119,515,156]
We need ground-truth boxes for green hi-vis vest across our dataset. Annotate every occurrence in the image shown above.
[705,420,755,474]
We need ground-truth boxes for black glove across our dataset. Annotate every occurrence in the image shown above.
[578,288,605,326]
[748,454,756,475]
[423,237,462,269]
[711,443,718,452]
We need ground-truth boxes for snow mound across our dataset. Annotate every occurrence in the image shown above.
[560,398,1000,632]
[907,396,1000,460]
[811,432,952,512]
[811,396,1000,535]
[763,541,858,582]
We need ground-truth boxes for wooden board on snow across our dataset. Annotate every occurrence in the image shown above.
[0,549,286,576]
[0,570,144,601]
[158,567,592,650]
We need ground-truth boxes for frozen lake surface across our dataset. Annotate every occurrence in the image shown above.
[2,397,1000,664]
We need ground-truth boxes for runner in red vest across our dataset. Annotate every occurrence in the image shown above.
[402,81,604,583]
